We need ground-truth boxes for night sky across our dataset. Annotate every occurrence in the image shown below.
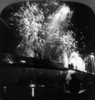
[0,1,95,56]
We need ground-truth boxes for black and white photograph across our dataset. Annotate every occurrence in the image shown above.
[0,0,95,100]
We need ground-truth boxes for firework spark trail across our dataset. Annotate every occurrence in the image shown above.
[45,4,77,67]
[12,2,45,57]
[47,5,71,34]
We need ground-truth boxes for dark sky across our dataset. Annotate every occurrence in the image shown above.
[0,0,95,14]
[0,1,95,56]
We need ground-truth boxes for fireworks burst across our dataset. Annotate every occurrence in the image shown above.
[9,2,77,62]
[11,2,45,57]
[1,1,95,73]
[8,1,90,72]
